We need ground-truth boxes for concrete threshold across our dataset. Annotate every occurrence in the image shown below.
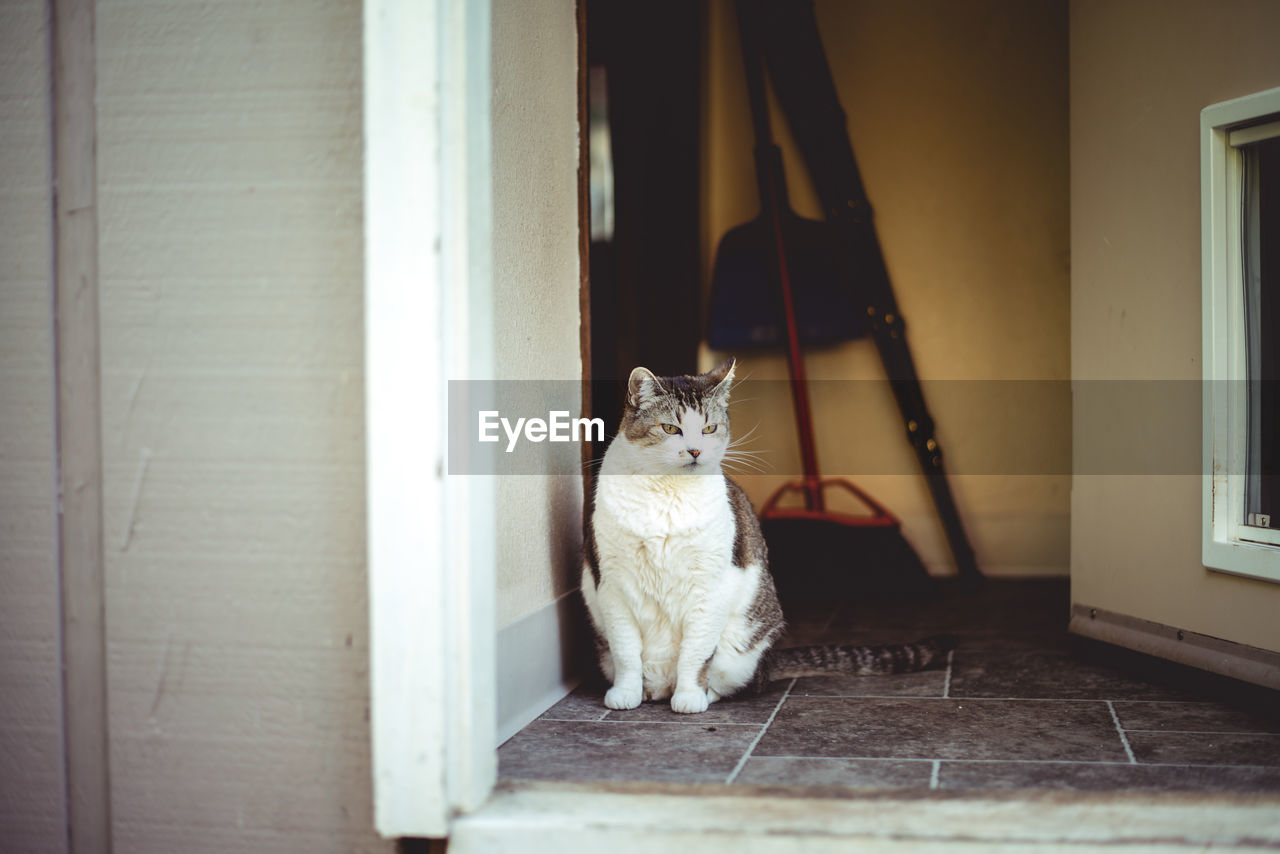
[449,779,1280,852]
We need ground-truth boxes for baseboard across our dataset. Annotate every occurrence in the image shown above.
[496,591,591,746]
[923,562,1069,578]
[1068,603,1280,690]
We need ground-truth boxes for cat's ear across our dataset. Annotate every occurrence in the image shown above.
[706,357,736,396]
[627,366,662,409]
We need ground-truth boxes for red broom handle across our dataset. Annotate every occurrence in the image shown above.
[762,172,823,510]
[740,15,822,510]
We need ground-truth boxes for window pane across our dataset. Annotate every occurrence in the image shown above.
[1243,136,1280,528]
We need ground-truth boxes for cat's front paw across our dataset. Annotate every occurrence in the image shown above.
[604,684,642,710]
[670,688,709,714]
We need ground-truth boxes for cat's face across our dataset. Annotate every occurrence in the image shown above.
[619,358,735,474]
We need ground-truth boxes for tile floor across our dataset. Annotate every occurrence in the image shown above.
[498,580,1280,791]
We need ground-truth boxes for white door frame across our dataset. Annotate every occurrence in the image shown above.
[364,0,496,837]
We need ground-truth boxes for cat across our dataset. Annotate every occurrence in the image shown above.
[581,357,956,714]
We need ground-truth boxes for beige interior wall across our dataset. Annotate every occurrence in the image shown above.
[702,0,1071,576]
[491,0,583,628]
[95,1,389,850]
[0,3,67,852]
[1070,0,1280,653]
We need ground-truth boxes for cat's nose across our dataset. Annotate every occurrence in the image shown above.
[688,448,701,459]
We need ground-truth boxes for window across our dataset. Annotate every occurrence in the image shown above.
[1202,86,1280,582]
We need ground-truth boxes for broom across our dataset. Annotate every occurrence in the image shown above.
[709,1,935,604]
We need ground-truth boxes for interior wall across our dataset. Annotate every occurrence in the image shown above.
[491,0,583,629]
[0,3,67,852]
[702,0,1071,577]
[1070,0,1280,653]
[94,0,389,850]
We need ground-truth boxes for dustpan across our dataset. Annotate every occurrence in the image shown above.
[707,166,865,349]
[713,0,934,605]
[761,480,933,603]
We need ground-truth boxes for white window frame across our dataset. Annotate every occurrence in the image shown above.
[365,0,497,837]
[1201,86,1280,582]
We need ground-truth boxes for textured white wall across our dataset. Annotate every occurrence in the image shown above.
[0,2,67,851]
[491,0,583,628]
[4,0,585,844]
[1070,0,1280,652]
[94,0,389,850]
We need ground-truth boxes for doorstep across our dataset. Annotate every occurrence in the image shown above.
[448,778,1280,853]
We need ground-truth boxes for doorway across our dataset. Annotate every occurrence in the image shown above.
[495,0,1280,801]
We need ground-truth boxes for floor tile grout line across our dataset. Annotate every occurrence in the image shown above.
[785,694,1208,703]
[539,695,1262,724]
[541,718,764,726]
[1100,698,1222,706]
[929,759,941,789]
[749,755,1280,770]
[581,692,1225,705]
[751,756,938,765]
[725,677,796,785]
[942,650,953,698]
[1124,728,1280,736]
[1106,701,1137,764]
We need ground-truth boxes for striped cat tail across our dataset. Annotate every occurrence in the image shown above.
[764,634,957,680]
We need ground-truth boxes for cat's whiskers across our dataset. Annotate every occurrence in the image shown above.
[727,422,762,445]
[719,455,768,474]
[579,432,622,472]
[581,455,609,472]
[727,428,772,458]
[722,451,768,463]
[722,447,771,464]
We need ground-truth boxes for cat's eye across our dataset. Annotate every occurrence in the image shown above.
[661,423,681,435]
[702,423,718,434]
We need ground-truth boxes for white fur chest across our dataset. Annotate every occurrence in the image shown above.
[586,469,754,702]
[593,472,734,594]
